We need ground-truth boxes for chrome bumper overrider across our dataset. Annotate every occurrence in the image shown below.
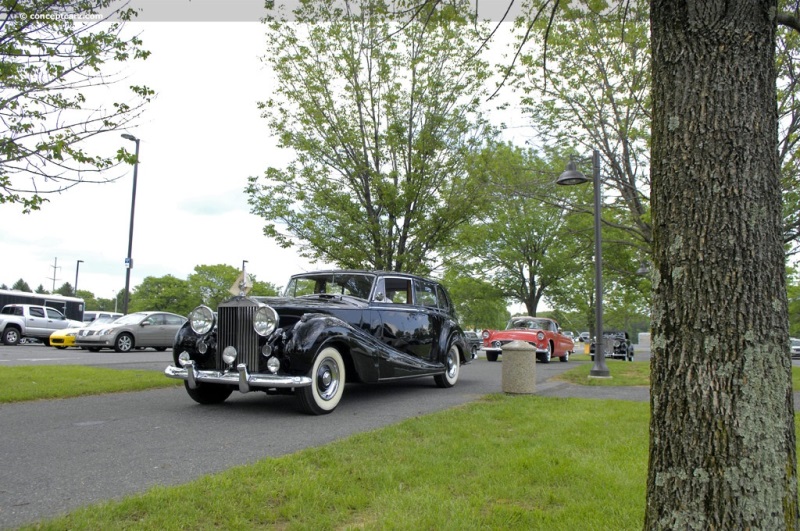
[164,360,312,393]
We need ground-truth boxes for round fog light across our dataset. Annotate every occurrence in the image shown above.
[267,356,280,374]
[222,346,237,365]
[178,351,191,367]
[196,340,208,354]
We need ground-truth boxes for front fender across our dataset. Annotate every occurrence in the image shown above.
[286,313,382,382]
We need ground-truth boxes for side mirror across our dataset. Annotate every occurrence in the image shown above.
[375,292,386,302]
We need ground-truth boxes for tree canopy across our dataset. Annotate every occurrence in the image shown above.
[0,0,153,212]
[248,0,496,275]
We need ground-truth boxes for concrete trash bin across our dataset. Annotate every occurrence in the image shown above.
[501,340,536,394]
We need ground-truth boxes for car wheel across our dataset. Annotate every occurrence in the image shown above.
[470,344,478,360]
[560,351,569,363]
[55,346,67,350]
[434,344,460,388]
[2,327,20,346]
[185,382,233,405]
[114,333,134,353]
[296,346,346,415]
[541,343,552,363]
[486,351,499,362]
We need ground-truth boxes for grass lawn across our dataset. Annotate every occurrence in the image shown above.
[6,358,800,529]
[563,354,800,391]
[0,365,181,403]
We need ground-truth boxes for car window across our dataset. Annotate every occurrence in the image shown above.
[284,273,375,300]
[414,279,438,307]
[377,277,411,304]
[435,285,451,312]
[164,314,185,325]
[29,307,45,318]
[46,308,65,320]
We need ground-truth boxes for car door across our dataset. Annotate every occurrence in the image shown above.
[25,307,48,336]
[45,308,71,332]
[136,314,163,347]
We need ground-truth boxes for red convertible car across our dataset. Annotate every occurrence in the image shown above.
[482,316,575,363]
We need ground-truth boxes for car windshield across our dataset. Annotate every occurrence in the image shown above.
[507,318,551,330]
[792,339,800,348]
[88,316,120,328]
[113,312,147,325]
[283,273,375,301]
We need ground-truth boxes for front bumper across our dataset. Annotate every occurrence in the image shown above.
[75,336,114,348]
[484,346,549,356]
[164,360,312,393]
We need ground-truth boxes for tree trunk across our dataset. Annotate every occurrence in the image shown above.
[647,2,797,529]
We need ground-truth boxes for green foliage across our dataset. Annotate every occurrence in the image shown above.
[454,143,587,316]
[249,0,496,275]
[441,268,508,330]
[54,282,73,296]
[187,264,280,307]
[0,0,153,212]
[517,3,652,252]
[11,278,31,291]
[127,275,198,316]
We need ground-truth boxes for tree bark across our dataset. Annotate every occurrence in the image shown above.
[647,1,798,529]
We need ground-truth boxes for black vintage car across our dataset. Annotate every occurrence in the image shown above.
[590,330,635,361]
[165,270,470,415]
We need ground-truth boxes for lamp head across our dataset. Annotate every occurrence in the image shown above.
[556,160,589,186]
[121,133,138,142]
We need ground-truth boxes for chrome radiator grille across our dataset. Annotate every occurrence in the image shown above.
[216,300,260,370]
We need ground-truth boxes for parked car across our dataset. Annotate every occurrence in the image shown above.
[50,315,121,349]
[165,269,471,415]
[463,331,482,359]
[82,311,123,323]
[579,331,590,342]
[481,316,574,363]
[590,331,635,361]
[791,338,800,359]
[0,304,83,345]
[74,311,187,352]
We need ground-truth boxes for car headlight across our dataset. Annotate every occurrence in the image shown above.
[253,305,278,337]
[189,305,216,335]
[482,330,490,339]
[537,331,545,340]
[99,328,114,336]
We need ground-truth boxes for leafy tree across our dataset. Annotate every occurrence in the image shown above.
[127,275,198,316]
[11,278,30,291]
[441,268,508,330]
[187,264,280,308]
[456,143,586,316]
[517,2,652,252]
[54,282,73,296]
[0,283,7,289]
[248,0,495,275]
[34,284,46,294]
[0,0,153,212]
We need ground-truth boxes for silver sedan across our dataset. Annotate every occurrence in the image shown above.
[74,311,187,352]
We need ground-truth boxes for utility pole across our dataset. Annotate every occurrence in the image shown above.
[48,257,61,293]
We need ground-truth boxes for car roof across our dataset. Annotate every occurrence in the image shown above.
[289,269,440,283]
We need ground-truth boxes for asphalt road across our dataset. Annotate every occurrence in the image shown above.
[0,345,583,529]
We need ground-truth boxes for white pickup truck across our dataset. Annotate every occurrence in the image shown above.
[0,304,84,346]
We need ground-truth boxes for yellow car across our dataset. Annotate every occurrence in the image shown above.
[49,326,82,349]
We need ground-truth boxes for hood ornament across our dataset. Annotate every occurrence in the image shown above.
[229,260,253,297]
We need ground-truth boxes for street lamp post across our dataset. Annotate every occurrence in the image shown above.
[557,149,610,378]
[74,259,83,295]
[121,133,140,315]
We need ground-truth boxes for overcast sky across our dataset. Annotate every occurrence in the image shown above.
[0,3,530,304]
